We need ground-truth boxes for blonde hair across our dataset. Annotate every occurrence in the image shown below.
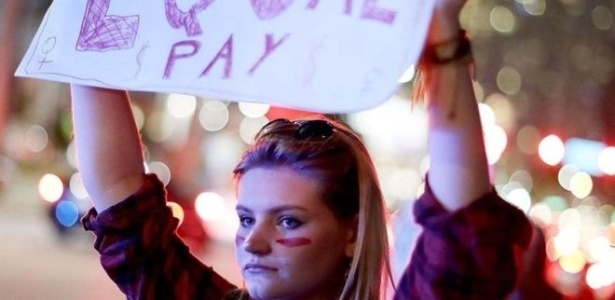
[233,117,394,299]
[336,126,394,300]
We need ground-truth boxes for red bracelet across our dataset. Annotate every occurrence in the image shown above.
[420,30,473,66]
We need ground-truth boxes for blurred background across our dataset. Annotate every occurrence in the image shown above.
[1,0,615,299]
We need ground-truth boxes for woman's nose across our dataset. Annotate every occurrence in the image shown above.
[242,223,273,255]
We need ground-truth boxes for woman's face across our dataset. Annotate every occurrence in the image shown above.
[235,166,354,300]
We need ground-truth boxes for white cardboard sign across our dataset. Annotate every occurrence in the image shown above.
[16,0,434,113]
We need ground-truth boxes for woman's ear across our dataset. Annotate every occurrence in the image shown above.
[344,216,358,258]
[345,242,355,258]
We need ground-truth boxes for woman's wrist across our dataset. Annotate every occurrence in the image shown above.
[420,30,472,66]
[417,3,472,68]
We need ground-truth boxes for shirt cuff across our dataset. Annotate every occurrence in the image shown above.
[81,173,167,233]
[413,177,532,250]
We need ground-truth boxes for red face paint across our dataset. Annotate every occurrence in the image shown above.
[235,236,246,247]
[276,237,311,247]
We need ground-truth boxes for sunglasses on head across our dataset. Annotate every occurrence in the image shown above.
[258,118,334,140]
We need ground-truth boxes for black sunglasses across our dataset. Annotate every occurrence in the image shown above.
[258,118,334,140]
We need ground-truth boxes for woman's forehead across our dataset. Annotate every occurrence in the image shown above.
[236,167,324,211]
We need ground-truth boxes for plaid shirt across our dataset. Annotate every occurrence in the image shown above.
[82,174,238,300]
[83,174,531,299]
[394,179,532,299]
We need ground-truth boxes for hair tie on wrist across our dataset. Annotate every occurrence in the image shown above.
[420,30,473,66]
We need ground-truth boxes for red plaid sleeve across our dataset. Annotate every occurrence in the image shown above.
[82,174,236,300]
[393,179,532,300]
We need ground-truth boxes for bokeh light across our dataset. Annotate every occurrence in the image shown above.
[559,250,586,274]
[586,236,611,263]
[199,100,230,132]
[54,200,80,228]
[239,117,269,144]
[484,124,507,165]
[569,172,593,199]
[517,0,546,16]
[509,170,533,191]
[383,168,422,205]
[144,110,169,143]
[348,95,427,156]
[559,164,580,191]
[484,93,515,131]
[505,187,532,213]
[65,141,78,170]
[131,103,145,131]
[24,125,48,153]
[166,94,197,118]
[38,173,64,203]
[543,195,569,212]
[68,172,88,200]
[238,102,270,118]
[195,192,227,222]
[563,138,604,176]
[147,161,171,186]
[490,6,517,33]
[586,257,615,289]
[516,125,541,155]
[528,202,552,226]
[478,103,496,128]
[496,66,522,95]
[554,209,582,259]
[167,201,185,224]
[538,134,565,166]
[598,147,615,175]
[592,5,613,30]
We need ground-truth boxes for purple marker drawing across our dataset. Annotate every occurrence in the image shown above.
[306,0,396,24]
[165,0,215,37]
[250,0,296,20]
[76,0,139,51]
[200,35,233,78]
[164,40,201,79]
[306,0,352,15]
[39,37,57,70]
[361,0,396,24]
[248,33,290,75]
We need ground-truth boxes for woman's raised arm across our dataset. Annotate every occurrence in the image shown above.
[422,0,490,211]
[71,85,146,212]
[393,2,533,298]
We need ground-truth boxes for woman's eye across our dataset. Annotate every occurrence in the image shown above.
[239,216,255,228]
[279,217,303,229]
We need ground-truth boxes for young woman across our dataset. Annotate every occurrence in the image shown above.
[72,0,532,298]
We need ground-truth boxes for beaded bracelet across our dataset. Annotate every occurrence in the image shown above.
[420,30,473,66]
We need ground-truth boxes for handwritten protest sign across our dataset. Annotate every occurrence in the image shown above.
[16,0,434,113]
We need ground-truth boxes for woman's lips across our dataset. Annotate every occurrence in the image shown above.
[244,263,277,273]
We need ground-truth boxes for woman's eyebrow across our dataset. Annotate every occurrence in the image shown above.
[235,205,252,213]
[235,204,308,214]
